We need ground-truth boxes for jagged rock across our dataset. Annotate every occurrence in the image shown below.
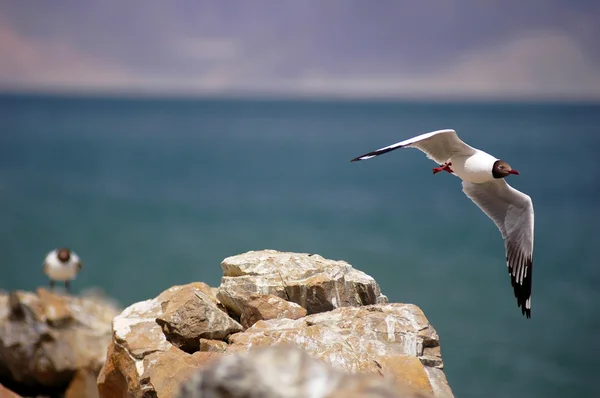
[97,283,230,398]
[217,250,388,316]
[177,345,430,398]
[227,304,452,398]
[0,288,120,397]
[240,294,307,329]
[156,287,242,352]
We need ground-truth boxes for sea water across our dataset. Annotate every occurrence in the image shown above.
[1,94,599,397]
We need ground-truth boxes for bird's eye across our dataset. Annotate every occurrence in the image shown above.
[498,165,504,169]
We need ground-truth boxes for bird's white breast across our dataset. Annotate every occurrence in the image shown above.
[43,251,80,281]
[450,150,498,184]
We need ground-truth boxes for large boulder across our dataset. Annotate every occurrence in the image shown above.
[155,286,242,353]
[217,250,388,316]
[177,345,429,398]
[0,288,121,397]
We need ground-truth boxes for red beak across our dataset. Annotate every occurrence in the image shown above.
[509,169,520,175]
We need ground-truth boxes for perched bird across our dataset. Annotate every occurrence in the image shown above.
[351,129,534,318]
[43,248,83,293]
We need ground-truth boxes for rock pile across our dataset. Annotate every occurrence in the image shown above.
[98,250,454,398]
[0,288,121,397]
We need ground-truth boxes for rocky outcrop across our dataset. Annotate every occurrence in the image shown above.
[98,250,453,398]
[0,288,121,397]
[177,345,429,398]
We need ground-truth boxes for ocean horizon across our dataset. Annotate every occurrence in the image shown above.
[1,93,599,398]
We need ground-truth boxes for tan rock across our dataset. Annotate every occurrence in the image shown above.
[188,282,227,313]
[64,367,100,398]
[156,286,242,352]
[177,345,429,398]
[378,355,433,395]
[228,304,453,398]
[98,283,233,398]
[95,340,127,398]
[0,288,120,397]
[141,350,221,398]
[217,250,388,316]
[37,288,73,325]
[325,377,427,398]
[240,294,307,328]
[199,339,228,352]
[0,384,22,398]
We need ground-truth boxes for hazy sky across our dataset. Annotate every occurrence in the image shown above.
[1,0,599,99]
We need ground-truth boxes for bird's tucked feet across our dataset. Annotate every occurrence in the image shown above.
[432,162,454,175]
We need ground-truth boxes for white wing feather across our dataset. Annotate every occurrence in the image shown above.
[462,179,534,317]
[351,129,476,164]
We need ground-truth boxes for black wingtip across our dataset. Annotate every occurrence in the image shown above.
[508,253,533,319]
[350,150,380,162]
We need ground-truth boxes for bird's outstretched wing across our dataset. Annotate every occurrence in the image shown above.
[462,179,534,318]
[351,129,476,164]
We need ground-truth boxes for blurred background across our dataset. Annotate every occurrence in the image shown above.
[1,1,599,397]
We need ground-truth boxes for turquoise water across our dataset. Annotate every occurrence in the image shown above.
[1,94,599,397]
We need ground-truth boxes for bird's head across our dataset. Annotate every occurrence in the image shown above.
[57,248,71,263]
[492,160,519,179]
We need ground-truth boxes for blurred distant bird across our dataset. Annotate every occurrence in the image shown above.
[43,248,83,293]
[351,129,534,318]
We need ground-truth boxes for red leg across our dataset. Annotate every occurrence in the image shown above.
[432,165,444,174]
[433,162,453,174]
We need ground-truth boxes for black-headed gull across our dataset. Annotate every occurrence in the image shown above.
[43,248,83,293]
[351,129,534,318]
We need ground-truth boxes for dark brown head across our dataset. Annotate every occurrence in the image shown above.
[492,160,519,179]
[57,248,71,263]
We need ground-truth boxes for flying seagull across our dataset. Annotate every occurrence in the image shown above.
[351,129,534,318]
